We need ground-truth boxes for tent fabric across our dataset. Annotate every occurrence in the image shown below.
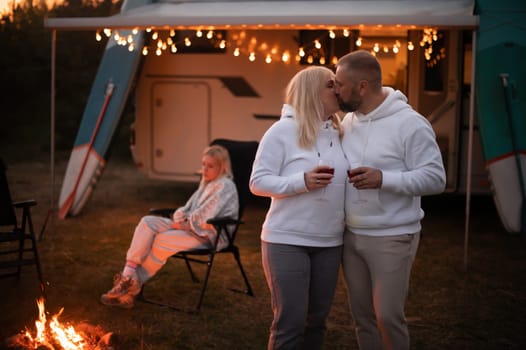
[44,0,478,30]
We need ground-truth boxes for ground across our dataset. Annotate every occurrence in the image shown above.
[1,156,526,349]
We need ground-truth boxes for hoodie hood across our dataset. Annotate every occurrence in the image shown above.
[357,87,409,122]
[281,104,296,119]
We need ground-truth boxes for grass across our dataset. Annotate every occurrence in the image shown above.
[1,155,526,349]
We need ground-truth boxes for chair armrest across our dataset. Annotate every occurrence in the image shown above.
[149,208,175,218]
[13,199,37,208]
[206,216,243,225]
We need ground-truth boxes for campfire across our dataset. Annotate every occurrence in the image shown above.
[5,298,116,350]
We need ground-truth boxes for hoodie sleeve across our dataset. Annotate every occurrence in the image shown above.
[382,116,446,196]
[250,121,309,198]
[171,189,200,223]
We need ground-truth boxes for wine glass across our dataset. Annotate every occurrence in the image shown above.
[317,159,334,200]
[348,164,367,204]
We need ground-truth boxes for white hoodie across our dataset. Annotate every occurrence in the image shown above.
[342,87,446,236]
[250,104,347,247]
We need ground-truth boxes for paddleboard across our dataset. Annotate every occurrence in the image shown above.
[475,0,526,233]
[58,0,151,218]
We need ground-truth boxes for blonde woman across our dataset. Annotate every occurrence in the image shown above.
[250,66,346,349]
[101,145,238,309]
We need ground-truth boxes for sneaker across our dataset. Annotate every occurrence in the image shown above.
[100,273,141,303]
[101,292,136,309]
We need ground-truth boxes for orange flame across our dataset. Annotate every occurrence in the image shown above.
[22,297,88,349]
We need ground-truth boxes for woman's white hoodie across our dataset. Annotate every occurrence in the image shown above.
[250,104,347,247]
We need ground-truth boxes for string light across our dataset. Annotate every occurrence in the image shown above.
[355,37,362,47]
[94,27,441,66]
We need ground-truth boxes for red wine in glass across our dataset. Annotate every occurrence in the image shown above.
[318,167,335,175]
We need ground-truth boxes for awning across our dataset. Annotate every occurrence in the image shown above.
[44,0,478,31]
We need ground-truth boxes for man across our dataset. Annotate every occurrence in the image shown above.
[334,50,446,350]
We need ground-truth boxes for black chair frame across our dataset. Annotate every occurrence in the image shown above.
[0,159,44,291]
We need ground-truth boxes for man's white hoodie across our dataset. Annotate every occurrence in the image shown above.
[250,104,347,247]
[342,87,446,236]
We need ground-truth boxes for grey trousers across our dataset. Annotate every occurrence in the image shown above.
[342,230,420,350]
[261,241,343,350]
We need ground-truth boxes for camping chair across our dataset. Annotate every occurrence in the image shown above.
[138,139,258,313]
[0,159,43,289]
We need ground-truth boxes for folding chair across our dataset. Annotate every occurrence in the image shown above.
[139,139,258,313]
[0,159,43,290]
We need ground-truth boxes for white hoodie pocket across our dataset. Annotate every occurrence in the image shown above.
[349,188,384,216]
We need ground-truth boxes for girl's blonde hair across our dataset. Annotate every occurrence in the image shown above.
[284,66,343,149]
[201,144,233,185]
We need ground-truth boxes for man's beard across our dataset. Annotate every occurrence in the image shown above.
[337,96,359,113]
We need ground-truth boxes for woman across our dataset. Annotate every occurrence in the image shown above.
[101,144,239,309]
[250,66,346,349]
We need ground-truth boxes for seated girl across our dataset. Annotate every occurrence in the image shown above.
[100,144,239,308]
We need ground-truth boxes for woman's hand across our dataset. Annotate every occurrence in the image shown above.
[172,218,190,230]
[304,165,334,191]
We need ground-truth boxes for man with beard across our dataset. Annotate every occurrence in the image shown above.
[334,50,446,350]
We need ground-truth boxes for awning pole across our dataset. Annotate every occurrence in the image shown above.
[40,29,56,241]
[464,29,477,272]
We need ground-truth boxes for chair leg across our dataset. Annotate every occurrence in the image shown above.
[184,257,199,283]
[16,238,24,278]
[232,248,254,296]
[194,255,215,312]
[24,207,45,295]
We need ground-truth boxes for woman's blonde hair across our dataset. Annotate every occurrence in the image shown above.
[201,144,233,185]
[284,66,343,149]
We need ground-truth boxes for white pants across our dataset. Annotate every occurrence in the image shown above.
[126,215,210,283]
[342,230,420,350]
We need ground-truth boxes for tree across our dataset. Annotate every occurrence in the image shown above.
[0,0,122,161]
